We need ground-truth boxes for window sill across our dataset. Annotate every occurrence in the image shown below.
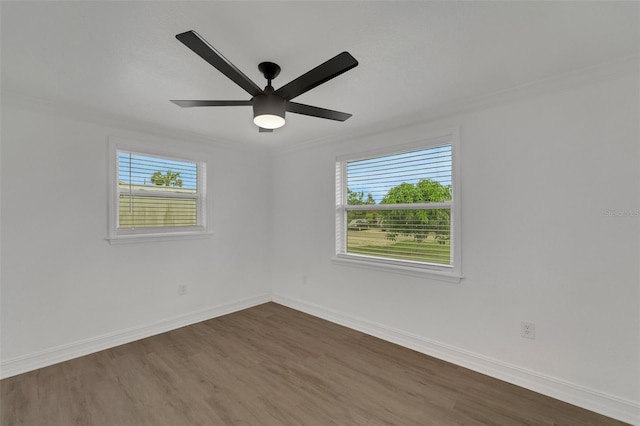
[106,231,213,245]
[331,254,463,283]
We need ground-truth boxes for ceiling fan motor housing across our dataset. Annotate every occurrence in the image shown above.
[253,93,286,129]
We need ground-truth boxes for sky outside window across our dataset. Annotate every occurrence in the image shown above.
[346,144,452,203]
[118,152,197,190]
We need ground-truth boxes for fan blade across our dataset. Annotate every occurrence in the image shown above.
[274,52,358,101]
[176,30,262,97]
[171,100,252,107]
[259,127,274,133]
[287,102,352,121]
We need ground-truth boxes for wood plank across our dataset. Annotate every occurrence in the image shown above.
[0,303,628,425]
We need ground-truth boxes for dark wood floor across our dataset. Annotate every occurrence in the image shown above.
[1,302,627,425]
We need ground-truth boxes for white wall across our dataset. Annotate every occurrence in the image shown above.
[270,72,640,421]
[1,69,638,422]
[0,102,272,373]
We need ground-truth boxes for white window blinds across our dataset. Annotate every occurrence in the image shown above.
[117,151,201,230]
[337,144,454,267]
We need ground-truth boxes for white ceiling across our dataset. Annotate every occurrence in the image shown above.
[2,1,638,148]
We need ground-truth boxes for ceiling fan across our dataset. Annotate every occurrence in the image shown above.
[171,30,358,132]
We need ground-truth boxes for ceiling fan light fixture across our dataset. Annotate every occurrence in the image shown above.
[253,114,285,130]
[172,31,358,132]
[252,94,286,129]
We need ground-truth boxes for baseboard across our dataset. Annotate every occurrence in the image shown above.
[272,294,640,425]
[0,293,272,380]
[3,292,638,424]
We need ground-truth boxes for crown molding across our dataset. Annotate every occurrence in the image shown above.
[3,54,637,158]
[273,54,640,157]
[0,91,271,156]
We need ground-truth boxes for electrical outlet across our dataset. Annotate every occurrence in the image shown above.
[521,321,536,339]
[178,284,188,296]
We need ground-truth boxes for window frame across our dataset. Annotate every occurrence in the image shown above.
[107,137,211,244]
[334,129,462,282]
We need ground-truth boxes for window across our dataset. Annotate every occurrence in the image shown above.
[107,138,209,243]
[335,132,461,281]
